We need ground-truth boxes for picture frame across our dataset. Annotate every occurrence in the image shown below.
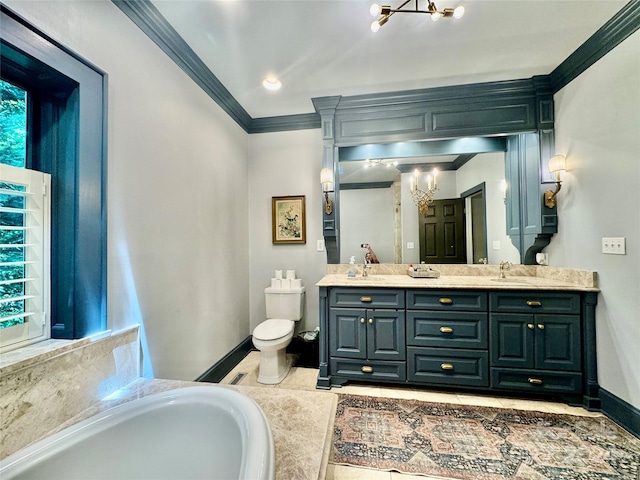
[272,195,306,244]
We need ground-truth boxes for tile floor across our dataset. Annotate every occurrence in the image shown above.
[219,351,603,480]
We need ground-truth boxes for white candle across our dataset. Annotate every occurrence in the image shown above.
[432,168,438,187]
[427,175,432,190]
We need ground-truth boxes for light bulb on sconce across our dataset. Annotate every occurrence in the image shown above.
[544,154,567,208]
[320,168,334,215]
[500,179,507,204]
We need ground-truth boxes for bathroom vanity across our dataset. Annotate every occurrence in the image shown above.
[316,266,600,410]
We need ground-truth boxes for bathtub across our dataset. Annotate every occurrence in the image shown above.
[0,386,275,480]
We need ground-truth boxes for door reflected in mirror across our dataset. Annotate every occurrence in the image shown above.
[338,152,521,265]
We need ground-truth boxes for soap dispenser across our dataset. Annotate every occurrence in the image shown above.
[348,256,357,277]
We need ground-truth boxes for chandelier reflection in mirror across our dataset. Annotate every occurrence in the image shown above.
[410,168,439,214]
[370,0,465,32]
[365,159,398,168]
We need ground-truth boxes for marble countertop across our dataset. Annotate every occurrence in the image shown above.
[318,265,599,292]
[37,378,337,480]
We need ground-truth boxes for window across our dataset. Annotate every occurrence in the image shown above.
[0,165,51,351]
[1,6,107,342]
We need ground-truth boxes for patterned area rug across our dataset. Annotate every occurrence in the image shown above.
[332,394,640,480]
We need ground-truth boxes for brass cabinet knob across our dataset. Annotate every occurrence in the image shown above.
[361,366,373,373]
[528,377,543,385]
[360,318,365,323]
[537,324,545,330]
[527,323,535,330]
[439,298,453,305]
[440,363,454,370]
[526,300,542,307]
[360,296,372,303]
[440,326,453,333]
[368,318,373,324]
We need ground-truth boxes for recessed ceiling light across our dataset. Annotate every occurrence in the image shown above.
[262,77,282,91]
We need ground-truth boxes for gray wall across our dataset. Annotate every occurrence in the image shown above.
[247,130,327,334]
[6,0,251,381]
[549,30,640,408]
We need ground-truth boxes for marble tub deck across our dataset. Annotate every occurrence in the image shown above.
[37,377,337,480]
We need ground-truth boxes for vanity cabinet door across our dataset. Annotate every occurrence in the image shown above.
[534,315,581,371]
[490,313,534,368]
[329,308,367,360]
[367,309,405,361]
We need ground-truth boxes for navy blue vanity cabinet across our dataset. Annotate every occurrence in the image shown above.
[317,285,599,410]
[406,290,490,387]
[328,288,406,383]
[490,292,583,395]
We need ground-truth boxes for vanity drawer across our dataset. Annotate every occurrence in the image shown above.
[329,288,404,309]
[407,347,489,387]
[490,292,580,314]
[406,311,488,349]
[491,368,582,394]
[407,290,487,311]
[330,358,406,382]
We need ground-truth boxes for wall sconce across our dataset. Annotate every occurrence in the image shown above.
[544,154,567,208]
[320,168,334,215]
[500,179,507,204]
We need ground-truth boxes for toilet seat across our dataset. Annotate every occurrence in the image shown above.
[253,319,294,341]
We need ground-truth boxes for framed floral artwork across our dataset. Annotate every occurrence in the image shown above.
[272,195,306,244]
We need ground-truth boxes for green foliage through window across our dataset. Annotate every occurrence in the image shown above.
[1,78,28,329]
[0,79,27,168]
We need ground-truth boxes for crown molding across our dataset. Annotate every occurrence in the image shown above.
[112,0,253,132]
[549,0,640,93]
[249,113,320,134]
[114,0,637,133]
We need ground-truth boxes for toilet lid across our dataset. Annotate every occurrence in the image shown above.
[253,319,294,341]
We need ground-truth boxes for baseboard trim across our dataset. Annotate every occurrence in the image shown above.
[600,388,640,439]
[195,336,254,383]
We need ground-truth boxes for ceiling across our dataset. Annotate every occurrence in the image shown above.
[151,0,627,119]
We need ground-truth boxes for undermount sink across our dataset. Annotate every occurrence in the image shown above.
[491,277,531,284]
[347,275,387,281]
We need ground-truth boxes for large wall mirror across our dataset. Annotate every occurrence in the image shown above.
[338,148,521,265]
[314,77,558,266]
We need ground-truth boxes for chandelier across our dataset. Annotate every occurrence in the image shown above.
[370,0,465,32]
[410,168,439,214]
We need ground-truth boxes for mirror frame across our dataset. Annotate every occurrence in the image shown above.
[313,76,558,265]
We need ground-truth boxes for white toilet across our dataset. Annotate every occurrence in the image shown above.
[252,285,305,384]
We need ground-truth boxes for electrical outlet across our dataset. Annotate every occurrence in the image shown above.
[407,242,415,249]
[602,237,626,255]
[316,239,325,252]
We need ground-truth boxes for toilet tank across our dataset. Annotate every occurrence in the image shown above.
[264,287,305,320]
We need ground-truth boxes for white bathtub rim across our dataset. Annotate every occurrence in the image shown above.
[0,385,275,480]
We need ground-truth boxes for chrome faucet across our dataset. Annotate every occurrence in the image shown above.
[499,261,512,278]
[362,259,372,277]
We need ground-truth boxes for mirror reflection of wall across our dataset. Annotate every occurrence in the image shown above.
[338,152,520,265]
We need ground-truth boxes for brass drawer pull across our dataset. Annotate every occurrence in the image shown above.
[528,377,543,385]
[440,326,453,333]
[368,318,373,324]
[439,297,453,305]
[360,296,372,303]
[526,300,542,307]
[361,366,373,373]
[538,324,545,330]
[360,318,365,324]
[440,363,454,370]
[527,323,535,330]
